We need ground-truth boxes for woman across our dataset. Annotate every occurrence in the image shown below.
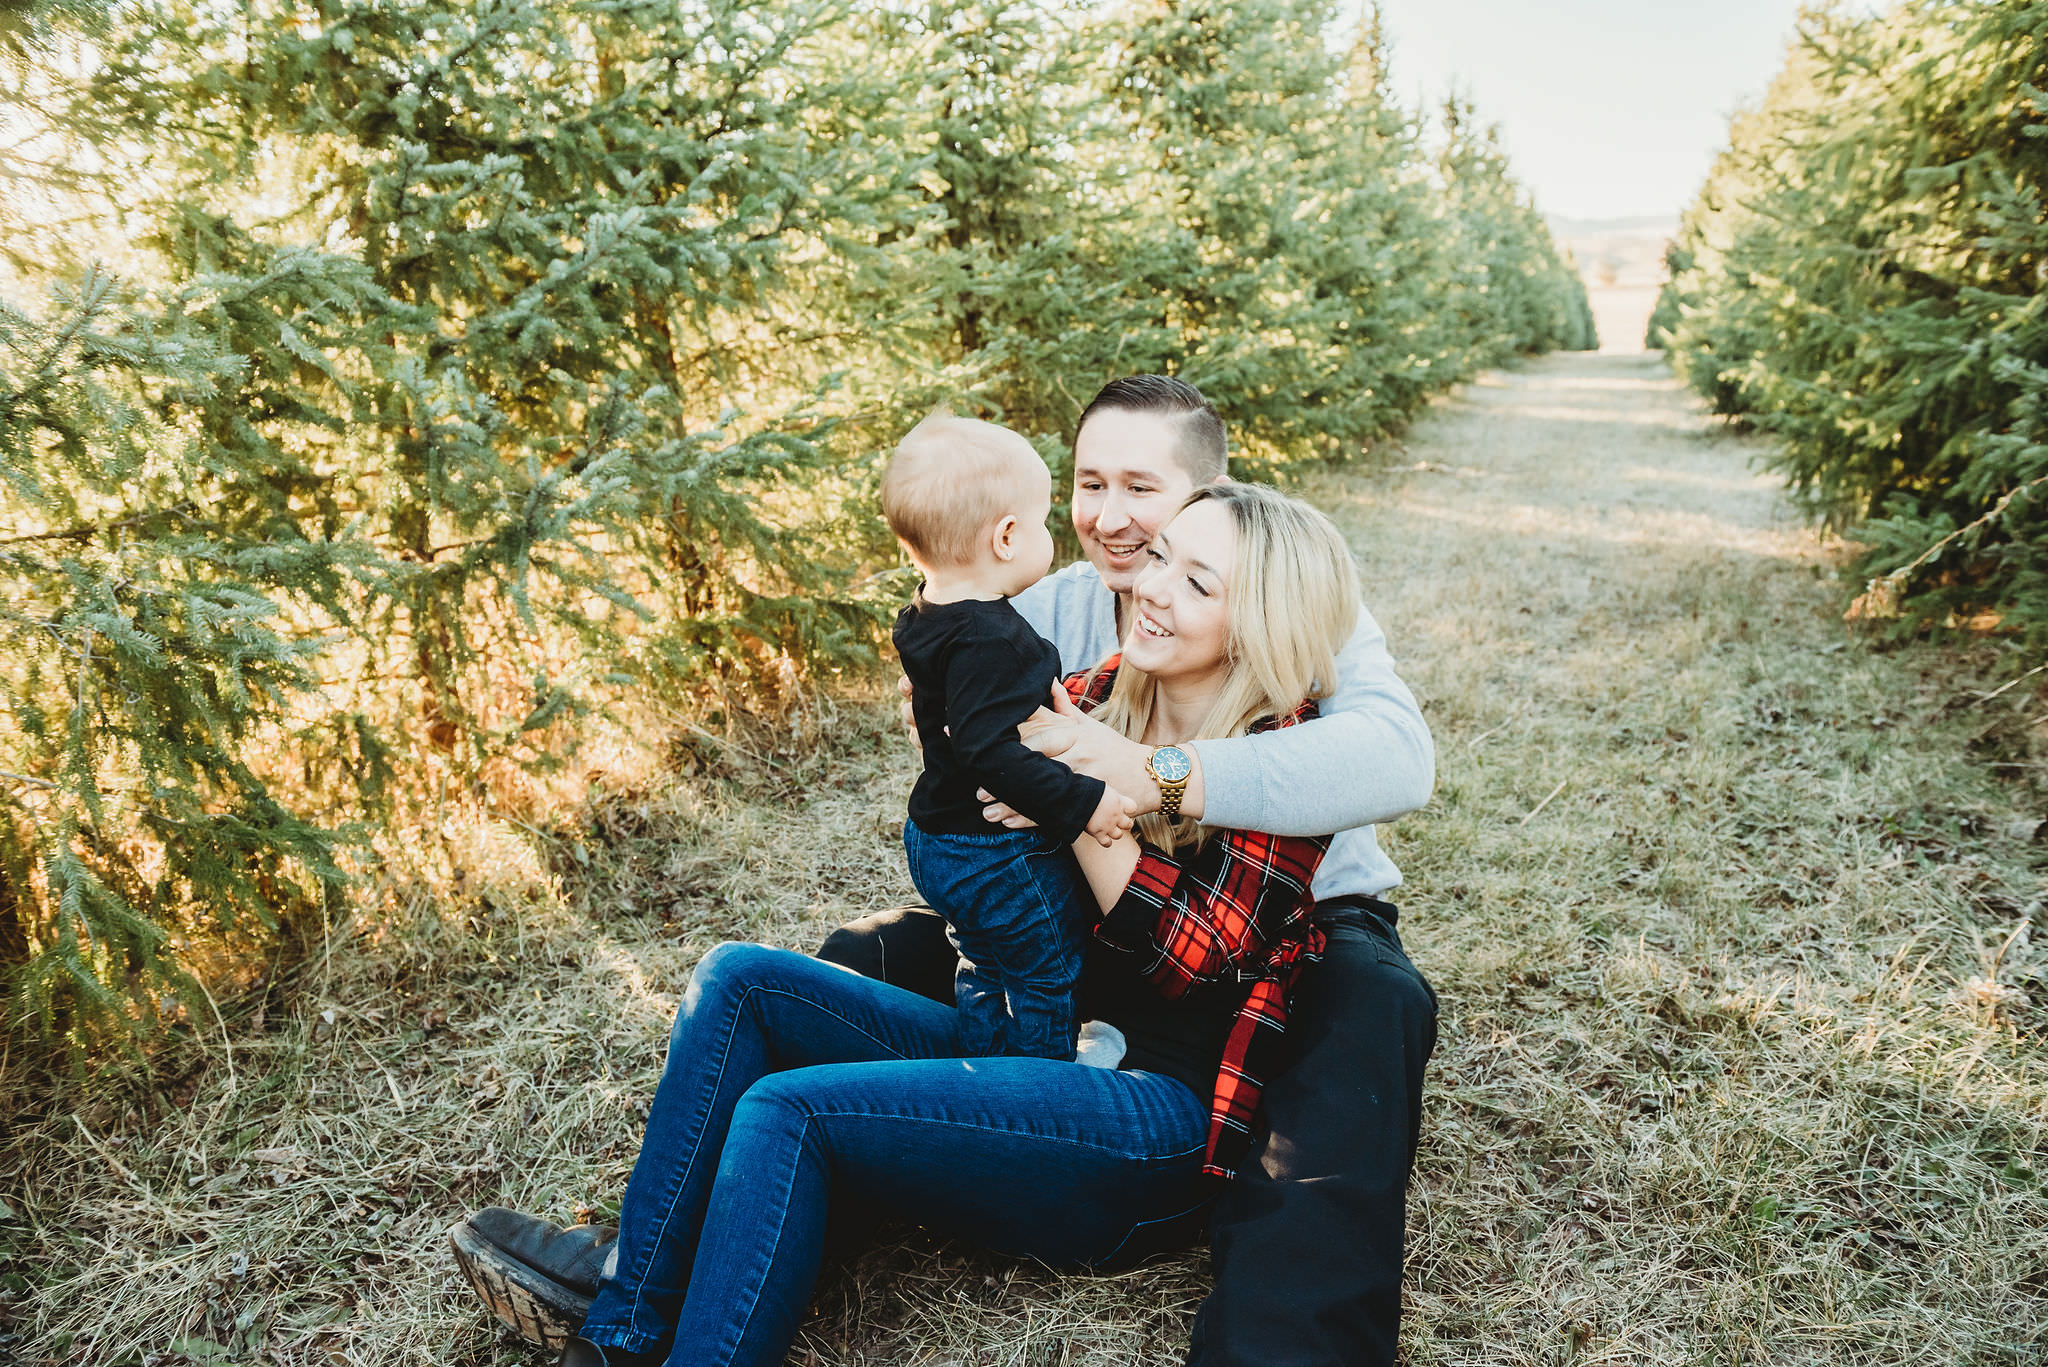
[471,482,1361,1367]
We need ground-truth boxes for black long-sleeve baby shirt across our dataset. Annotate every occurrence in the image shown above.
[894,592,1106,847]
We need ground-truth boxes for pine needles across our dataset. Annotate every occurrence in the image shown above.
[1651,0,2048,654]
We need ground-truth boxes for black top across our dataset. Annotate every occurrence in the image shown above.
[1079,939,1242,1099]
[894,592,1107,847]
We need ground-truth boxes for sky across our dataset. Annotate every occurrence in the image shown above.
[1371,0,1813,224]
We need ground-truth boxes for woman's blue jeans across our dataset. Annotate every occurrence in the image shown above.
[578,941,1212,1367]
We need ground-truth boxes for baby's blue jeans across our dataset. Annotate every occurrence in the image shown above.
[901,820,1091,1059]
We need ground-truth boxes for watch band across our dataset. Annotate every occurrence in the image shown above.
[1148,745,1192,820]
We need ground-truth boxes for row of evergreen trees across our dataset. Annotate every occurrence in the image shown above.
[1648,0,2047,646]
[3,0,1592,1051]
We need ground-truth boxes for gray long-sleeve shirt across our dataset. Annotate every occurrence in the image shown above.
[1013,560,1434,899]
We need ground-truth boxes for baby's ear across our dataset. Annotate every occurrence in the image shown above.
[989,513,1020,561]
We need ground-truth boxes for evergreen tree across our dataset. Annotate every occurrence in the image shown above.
[0,268,355,1047]
[1,0,1594,1050]
[1433,96,1595,366]
[892,2,1163,420]
[0,0,113,278]
[1110,0,1364,460]
[1655,0,2048,643]
[1107,0,1590,465]
[7,0,939,1044]
[79,0,942,734]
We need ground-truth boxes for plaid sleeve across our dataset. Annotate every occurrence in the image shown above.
[1063,657,1118,710]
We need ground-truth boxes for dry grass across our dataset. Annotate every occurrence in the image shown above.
[1357,357,2047,1366]
[4,353,2045,1367]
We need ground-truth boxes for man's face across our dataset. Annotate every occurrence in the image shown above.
[1070,408,1200,594]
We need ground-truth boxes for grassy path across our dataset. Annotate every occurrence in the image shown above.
[1347,353,2045,1364]
[6,354,2044,1367]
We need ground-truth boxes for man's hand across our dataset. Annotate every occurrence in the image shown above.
[896,673,946,751]
[1084,787,1138,847]
[896,674,918,750]
[980,683,1206,825]
[976,787,1039,829]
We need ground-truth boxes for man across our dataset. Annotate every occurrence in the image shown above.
[450,375,1438,1367]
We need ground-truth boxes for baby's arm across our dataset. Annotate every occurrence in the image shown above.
[945,639,1116,846]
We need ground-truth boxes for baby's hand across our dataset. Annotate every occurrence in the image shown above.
[1084,787,1137,847]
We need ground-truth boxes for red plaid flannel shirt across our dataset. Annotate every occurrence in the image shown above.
[1066,660,1329,1180]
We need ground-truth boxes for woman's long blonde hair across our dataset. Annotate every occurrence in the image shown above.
[1089,482,1362,852]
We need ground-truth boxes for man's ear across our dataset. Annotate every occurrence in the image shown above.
[1211,473,1232,486]
[990,513,1020,563]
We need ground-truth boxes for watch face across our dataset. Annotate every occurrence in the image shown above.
[1151,745,1192,783]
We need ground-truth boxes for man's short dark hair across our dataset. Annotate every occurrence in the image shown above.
[1076,375,1228,484]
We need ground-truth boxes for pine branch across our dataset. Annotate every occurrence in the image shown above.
[0,504,198,548]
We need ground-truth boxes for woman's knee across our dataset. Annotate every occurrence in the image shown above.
[695,939,783,981]
[721,1074,826,1173]
[675,941,787,1041]
[815,907,957,1004]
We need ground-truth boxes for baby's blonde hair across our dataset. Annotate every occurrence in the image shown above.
[882,412,1045,568]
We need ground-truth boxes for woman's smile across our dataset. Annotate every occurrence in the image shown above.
[1120,500,1234,685]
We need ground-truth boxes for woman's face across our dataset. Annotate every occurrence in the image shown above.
[1121,498,1235,687]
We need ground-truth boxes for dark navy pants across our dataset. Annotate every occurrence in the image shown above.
[818,897,1437,1367]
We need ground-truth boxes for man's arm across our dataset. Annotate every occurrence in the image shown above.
[1189,605,1433,836]
[1001,605,1432,838]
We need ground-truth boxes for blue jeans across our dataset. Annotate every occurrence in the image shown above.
[818,901,1439,1367]
[901,820,1089,1059]
[579,942,1212,1367]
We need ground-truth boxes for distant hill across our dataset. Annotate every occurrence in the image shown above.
[1545,213,1680,240]
[1547,214,1678,290]
[1544,215,1679,353]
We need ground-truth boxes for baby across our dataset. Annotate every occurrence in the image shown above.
[884,412,1134,1061]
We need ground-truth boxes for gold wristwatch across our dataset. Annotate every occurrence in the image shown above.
[1146,745,1193,820]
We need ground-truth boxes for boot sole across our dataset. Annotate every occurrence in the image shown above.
[448,1218,595,1349]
